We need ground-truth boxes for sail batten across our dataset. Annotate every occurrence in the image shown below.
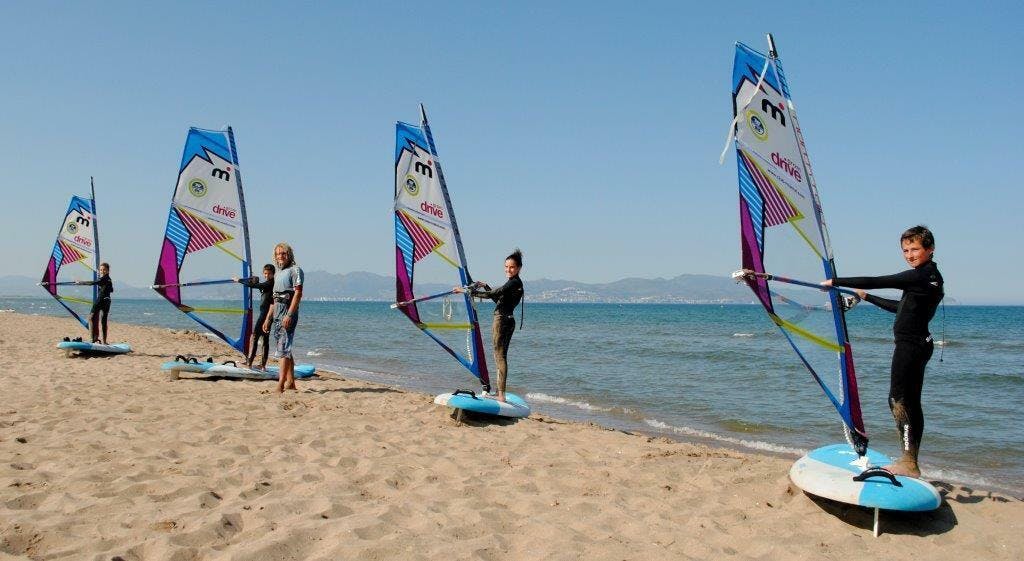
[153,127,252,355]
[730,36,867,455]
[393,107,490,389]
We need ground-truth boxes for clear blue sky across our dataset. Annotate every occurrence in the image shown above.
[2,2,1020,304]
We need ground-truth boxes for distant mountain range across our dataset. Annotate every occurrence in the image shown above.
[1,272,759,304]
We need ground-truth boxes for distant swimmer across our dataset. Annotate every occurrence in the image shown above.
[823,226,944,478]
[234,263,276,371]
[75,262,113,344]
[456,249,524,403]
[265,243,303,393]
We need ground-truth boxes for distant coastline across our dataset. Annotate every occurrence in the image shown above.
[0,271,978,305]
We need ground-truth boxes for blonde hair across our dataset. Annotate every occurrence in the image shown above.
[274,242,296,267]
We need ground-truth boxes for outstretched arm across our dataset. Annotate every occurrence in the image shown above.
[864,294,899,313]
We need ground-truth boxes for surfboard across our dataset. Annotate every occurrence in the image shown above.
[434,390,530,418]
[790,443,941,512]
[161,360,315,380]
[57,341,132,355]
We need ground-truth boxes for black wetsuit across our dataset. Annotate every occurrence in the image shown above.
[84,274,113,342]
[241,276,274,367]
[473,276,524,394]
[834,261,944,460]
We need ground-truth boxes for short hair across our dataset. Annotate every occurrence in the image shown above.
[505,248,523,268]
[274,242,296,267]
[263,264,275,273]
[900,225,935,249]
[100,262,110,269]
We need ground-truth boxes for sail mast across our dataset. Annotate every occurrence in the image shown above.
[227,127,253,356]
[90,177,99,306]
[419,104,473,284]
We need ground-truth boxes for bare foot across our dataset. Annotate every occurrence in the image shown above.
[883,458,921,478]
[496,393,507,403]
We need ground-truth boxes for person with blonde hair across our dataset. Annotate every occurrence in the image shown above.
[263,243,304,392]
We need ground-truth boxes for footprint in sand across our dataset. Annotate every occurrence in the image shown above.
[198,491,222,509]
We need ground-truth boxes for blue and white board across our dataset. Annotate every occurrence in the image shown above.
[161,360,315,380]
[434,391,530,418]
[790,444,941,512]
[58,341,132,355]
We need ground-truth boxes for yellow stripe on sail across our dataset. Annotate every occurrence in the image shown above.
[772,314,843,352]
[419,322,472,330]
[58,295,93,305]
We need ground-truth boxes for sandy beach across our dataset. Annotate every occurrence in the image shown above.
[0,312,1020,560]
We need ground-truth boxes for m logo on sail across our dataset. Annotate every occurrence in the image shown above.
[761,99,787,127]
[211,167,232,181]
[414,161,433,178]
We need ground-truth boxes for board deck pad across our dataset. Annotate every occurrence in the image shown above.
[434,391,531,418]
[162,360,316,380]
[58,341,132,355]
[790,443,942,512]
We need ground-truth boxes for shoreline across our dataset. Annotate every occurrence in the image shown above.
[2,312,1022,559]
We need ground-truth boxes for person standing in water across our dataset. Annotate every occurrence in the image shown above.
[76,262,113,344]
[456,249,524,403]
[263,243,303,393]
[823,225,944,478]
[234,264,275,370]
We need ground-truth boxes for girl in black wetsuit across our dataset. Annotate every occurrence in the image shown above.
[457,249,524,403]
[824,226,944,478]
[77,262,113,344]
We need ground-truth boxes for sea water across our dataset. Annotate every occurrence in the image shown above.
[6,297,1022,494]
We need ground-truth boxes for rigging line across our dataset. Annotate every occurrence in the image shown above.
[718,54,771,164]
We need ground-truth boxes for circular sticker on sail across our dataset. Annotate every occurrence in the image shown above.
[188,178,208,197]
[66,222,78,234]
[746,109,768,141]
[404,174,420,197]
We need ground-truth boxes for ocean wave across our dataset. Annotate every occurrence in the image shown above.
[526,392,615,413]
[732,333,754,337]
[643,418,804,455]
[306,349,324,357]
[143,312,154,316]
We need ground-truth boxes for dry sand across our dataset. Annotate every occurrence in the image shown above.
[1,312,1020,560]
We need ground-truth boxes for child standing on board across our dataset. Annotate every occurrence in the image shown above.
[76,262,113,344]
[264,243,303,392]
[234,264,275,370]
[823,226,944,478]
[456,249,524,403]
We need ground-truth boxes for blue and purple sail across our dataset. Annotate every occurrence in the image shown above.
[152,127,253,355]
[40,180,100,329]
[392,105,491,390]
[728,35,868,455]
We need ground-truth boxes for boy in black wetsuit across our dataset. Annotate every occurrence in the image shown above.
[235,264,275,370]
[824,226,943,478]
[76,262,114,344]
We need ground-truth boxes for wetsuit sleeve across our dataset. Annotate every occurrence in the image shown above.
[473,279,516,301]
[239,277,258,288]
[865,294,899,313]
[258,278,274,292]
[833,269,921,290]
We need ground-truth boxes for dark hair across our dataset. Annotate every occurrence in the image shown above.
[505,248,523,267]
[100,262,110,269]
[900,225,935,249]
[263,264,275,273]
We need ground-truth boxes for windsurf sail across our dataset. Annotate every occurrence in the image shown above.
[728,35,868,455]
[40,179,100,329]
[152,127,253,355]
[393,105,491,391]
